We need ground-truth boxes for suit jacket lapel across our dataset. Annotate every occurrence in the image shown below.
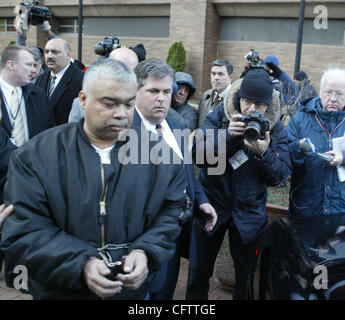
[0,93,12,136]
[166,116,186,157]
[22,85,34,138]
[132,109,142,128]
[40,70,50,95]
[49,64,73,109]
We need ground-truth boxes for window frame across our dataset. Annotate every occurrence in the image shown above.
[0,17,16,34]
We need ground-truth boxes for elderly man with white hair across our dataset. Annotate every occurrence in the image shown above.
[287,67,345,221]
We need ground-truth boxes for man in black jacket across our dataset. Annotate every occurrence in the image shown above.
[1,58,188,300]
[36,38,84,125]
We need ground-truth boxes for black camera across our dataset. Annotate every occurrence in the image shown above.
[20,0,51,26]
[240,110,270,141]
[244,49,267,70]
[94,36,121,57]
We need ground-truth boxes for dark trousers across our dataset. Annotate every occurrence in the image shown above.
[150,219,193,300]
[186,218,259,300]
[150,248,180,300]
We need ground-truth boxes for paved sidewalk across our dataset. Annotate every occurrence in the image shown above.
[0,258,233,300]
[0,268,32,300]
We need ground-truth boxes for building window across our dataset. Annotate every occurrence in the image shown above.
[57,18,83,34]
[83,17,170,38]
[0,18,16,33]
[220,17,345,46]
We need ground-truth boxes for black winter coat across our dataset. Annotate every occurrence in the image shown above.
[1,121,188,299]
[193,79,292,244]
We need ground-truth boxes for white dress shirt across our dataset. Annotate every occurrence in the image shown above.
[135,106,183,160]
[0,77,29,145]
[50,63,70,92]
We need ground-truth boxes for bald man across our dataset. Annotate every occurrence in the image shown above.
[36,38,84,125]
[109,47,139,70]
[68,47,140,123]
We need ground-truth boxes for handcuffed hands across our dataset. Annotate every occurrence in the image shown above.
[83,258,123,298]
[116,249,149,291]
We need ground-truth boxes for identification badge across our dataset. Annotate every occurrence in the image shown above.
[229,149,248,170]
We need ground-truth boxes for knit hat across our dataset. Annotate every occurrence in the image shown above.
[239,69,273,106]
[294,70,308,81]
[129,43,146,62]
[264,55,279,67]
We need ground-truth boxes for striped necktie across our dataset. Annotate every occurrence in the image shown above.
[213,91,220,103]
[155,123,163,135]
[10,87,26,146]
[48,75,56,96]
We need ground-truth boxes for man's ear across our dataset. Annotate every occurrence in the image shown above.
[7,60,15,71]
[79,90,87,110]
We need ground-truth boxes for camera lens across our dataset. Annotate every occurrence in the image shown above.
[244,121,261,140]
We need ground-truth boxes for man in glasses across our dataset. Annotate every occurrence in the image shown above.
[188,69,291,300]
[287,67,345,220]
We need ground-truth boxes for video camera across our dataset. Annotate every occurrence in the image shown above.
[19,1,50,25]
[240,110,270,141]
[14,0,50,33]
[244,49,267,70]
[94,36,121,57]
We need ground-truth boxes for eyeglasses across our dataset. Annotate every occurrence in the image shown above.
[240,98,268,109]
[322,90,345,100]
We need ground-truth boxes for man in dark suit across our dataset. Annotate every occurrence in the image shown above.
[0,44,55,276]
[36,38,84,125]
[0,45,55,151]
[133,58,217,300]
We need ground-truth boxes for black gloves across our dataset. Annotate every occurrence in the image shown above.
[266,62,283,79]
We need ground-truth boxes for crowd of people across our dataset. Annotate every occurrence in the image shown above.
[0,17,344,301]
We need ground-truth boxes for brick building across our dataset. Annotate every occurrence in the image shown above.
[0,0,344,98]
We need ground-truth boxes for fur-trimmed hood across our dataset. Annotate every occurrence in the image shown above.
[223,78,281,131]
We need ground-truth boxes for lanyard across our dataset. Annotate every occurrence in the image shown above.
[314,114,345,146]
[0,85,24,128]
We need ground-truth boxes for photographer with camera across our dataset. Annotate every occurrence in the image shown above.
[188,69,291,300]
